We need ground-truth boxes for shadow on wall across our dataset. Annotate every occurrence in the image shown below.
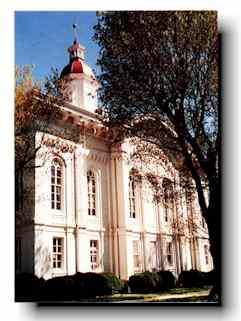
[35,243,52,278]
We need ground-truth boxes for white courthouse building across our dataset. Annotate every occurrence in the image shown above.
[15,37,213,280]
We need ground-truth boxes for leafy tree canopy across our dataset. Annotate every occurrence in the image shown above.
[94,11,219,218]
[94,11,220,300]
[15,65,64,173]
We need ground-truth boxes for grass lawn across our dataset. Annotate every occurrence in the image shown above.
[90,287,212,303]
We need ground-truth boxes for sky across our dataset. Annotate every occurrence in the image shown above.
[15,11,100,84]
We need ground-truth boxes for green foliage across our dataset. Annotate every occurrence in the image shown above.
[177,269,208,288]
[128,271,176,293]
[94,13,221,294]
[100,272,125,293]
[94,11,218,142]
[15,273,45,302]
[93,11,219,215]
[202,270,215,286]
[15,272,127,301]
[15,65,63,173]
[157,271,176,290]
[75,272,112,298]
[128,271,161,293]
[44,275,75,301]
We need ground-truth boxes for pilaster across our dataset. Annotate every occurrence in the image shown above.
[110,145,130,279]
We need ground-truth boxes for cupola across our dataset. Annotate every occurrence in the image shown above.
[60,24,98,113]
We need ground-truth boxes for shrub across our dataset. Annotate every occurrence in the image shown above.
[68,273,101,299]
[15,273,45,302]
[100,272,125,294]
[73,272,123,298]
[119,280,131,294]
[177,270,206,288]
[202,270,215,286]
[18,272,127,301]
[157,271,176,290]
[44,275,74,301]
[128,271,160,293]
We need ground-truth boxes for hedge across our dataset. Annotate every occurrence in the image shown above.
[177,269,211,288]
[44,272,126,300]
[15,273,45,302]
[157,271,176,290]
[128,271,161,293]
[128,271,176,293]
[100,272,125,294]
[44,275,75,301]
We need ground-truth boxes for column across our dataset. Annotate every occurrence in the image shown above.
[110,146,130,280]
[74,146,88,272]
[63,152,75,275]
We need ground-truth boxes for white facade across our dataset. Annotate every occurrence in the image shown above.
[15,38,213,280]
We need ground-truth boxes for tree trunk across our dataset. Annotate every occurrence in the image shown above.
[205,178,221,303]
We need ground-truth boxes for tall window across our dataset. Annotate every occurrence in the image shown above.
[90,240,98,270]
[204,245,209,265]
[15,239,22,271]
[133,240,141,272]
[163,179,174,222]
[51,158,63,210]
[167,242,173,265]
[129,176,136,218]
[52,237,63,269]
[87,170,96,216]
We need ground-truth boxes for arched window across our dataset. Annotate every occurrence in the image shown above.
[163,179,174,222]
[129,176,136,218]
[87,170,96,216]
[51,158,63,210]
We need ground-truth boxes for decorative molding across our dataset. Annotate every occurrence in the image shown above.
[43,137,75,154]
[86,149,110,164]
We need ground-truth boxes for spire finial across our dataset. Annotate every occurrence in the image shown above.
[68,23,85,61]
[72,23,78,42]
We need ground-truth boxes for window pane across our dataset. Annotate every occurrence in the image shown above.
[53,238,63,268]
[51,166,55,176]
[88,171,96,216]
[51,160,63,211]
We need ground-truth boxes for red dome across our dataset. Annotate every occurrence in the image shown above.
[71,59,83,73]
